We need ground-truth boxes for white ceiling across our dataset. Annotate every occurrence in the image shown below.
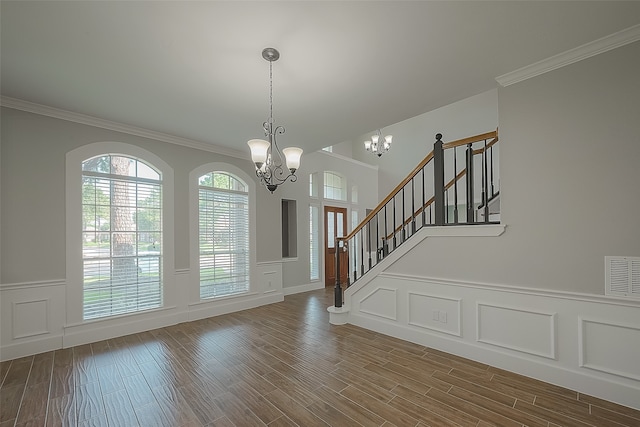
[2,1,639,155]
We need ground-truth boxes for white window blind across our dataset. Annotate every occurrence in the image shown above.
[82,155,162,320]
[310,205,319,280]
[199,172,249,299]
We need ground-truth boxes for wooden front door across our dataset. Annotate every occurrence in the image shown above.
[324,206,348,287]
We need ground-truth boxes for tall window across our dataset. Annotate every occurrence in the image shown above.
[310,205,320,281]
[198,171,249,299]
[82,155,162,320]
[324,171,346,201]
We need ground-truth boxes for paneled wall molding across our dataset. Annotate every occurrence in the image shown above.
[579,317,640,382]
[346,273,640,410]
[0,96,248,159]
[0,279,66,290]
[1,264,285,361]
[476,302,557,359]
[496,24,640,87]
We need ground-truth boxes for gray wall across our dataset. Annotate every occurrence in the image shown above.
[278,150,378,289]
[389,41,640,294]
[0,108,281,283]
[351,89,499,199]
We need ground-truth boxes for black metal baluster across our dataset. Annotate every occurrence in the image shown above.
[401,187,406,243]
[376,211,380,262]
[360,228,364,276]
[393,196,397,250]
[411,177,416,234]
[421,167,426,228]
[454,147,459,224]
[466,143,474,224]
[490,145,495,198]
[384,204,388,256]
[445,189,449,224]
[484,139,489,222]
[367,217,372,269]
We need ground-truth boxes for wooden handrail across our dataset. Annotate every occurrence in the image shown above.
[441,129,498,150]
[339,151,434,242]
[472,136,499,155]
[338,128,499,244]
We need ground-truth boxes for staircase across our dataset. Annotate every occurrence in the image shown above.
[330,130,500,312]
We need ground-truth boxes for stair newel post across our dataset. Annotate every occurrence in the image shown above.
[334,237,342,308]
[465,142,475,223]
[433,133,445,226]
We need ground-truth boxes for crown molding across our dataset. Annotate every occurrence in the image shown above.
[318,150,379,171]
[0,96,249,160]
[496,24,640,87]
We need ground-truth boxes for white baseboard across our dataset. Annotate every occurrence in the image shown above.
[0,334,63,361]
[283,282,324,296]
[187,293,283,321]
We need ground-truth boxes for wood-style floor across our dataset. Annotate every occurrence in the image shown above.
[1,288,639,427]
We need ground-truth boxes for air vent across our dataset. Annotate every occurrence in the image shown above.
[605,256,640,298]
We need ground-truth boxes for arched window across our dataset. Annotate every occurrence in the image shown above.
[81,154,163,320]
[198,171,249,299]
[323,171,346,201]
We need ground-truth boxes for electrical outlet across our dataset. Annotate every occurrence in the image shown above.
[439,311,448,323]
[432,310,440,321]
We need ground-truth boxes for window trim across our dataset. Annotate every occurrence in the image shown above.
[189,162,256,304]
[66,142,174,326]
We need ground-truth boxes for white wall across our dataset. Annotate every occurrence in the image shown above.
[351,89,499,199]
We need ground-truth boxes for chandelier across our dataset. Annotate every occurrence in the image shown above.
[247,48,303,193]
[364,129,392,157]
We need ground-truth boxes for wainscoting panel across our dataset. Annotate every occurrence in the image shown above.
[579,318,640,381]
[359,287,397,321]
[408,292,461,336]
[1,264,286,361]
[12,299,49,339]
[345,272,640,410]
[0,280,66,361]
[477,303,556,359]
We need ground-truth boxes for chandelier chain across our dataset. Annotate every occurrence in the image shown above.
[269,59,273,123]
